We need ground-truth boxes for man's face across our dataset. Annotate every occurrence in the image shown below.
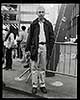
[37,7,45,20]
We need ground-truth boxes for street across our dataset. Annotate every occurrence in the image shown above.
[3,88,35,98]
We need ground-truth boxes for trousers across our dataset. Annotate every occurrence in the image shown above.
[6,48,12,68]
[31,44,46,88]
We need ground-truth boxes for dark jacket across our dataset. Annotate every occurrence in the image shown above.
[25,18,55,62]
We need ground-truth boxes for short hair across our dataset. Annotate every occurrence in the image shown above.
[36,6,45,15]
[21,26,26,31]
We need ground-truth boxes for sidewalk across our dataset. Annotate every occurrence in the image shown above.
[2,58,77,98]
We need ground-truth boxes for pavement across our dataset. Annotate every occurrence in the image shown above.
[2,58,77,98]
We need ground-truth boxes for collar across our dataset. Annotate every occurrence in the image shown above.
[33,18,48,25]
[38,18,45,23]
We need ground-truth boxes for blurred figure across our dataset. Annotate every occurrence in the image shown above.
[25,6,55,94]
[1,16,6,87]
[9,24,18,59]
[20,26,28,63]
[12,35,18,59]
[2,25,8,66]
[24,27,31,68]
[16,35,22,59]
[3,25,14,70]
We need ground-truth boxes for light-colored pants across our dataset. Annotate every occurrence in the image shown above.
[22,47,26,60]
[21,42,26,61]
[31,44,46,88]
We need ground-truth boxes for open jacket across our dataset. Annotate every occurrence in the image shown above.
[25,18,55,62]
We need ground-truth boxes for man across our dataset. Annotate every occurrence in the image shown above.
[3,25,14,70]
[19,26,28,63]
[25,6,55,94]
[16,34,23,59]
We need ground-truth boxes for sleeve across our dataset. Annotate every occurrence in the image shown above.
[48,22,55,57]
[49,22,55,45]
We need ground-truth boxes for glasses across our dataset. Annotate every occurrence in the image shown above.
[38,11,44,13]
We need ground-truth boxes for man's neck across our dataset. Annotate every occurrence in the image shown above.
[38,17,45,22]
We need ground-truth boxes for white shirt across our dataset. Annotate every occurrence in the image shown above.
[4,33,14,48]
[19,30,28,42]
[39,22,46,43]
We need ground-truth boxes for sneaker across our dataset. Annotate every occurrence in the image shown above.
[24,64,29,68]
[3,66,7,69]
[5,67,9,70]
[40,87,47,93]
[32,87,37,94]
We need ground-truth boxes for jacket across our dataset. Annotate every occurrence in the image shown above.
[25,18,55,62]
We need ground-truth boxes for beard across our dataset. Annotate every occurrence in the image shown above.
[39,16,44,21]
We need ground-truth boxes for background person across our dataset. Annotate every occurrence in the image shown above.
[20,26,28,63]
[3,25,14,70]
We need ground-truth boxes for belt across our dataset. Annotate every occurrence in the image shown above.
[39,42,46,45]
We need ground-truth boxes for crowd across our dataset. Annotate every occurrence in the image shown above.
[2,23,30,70]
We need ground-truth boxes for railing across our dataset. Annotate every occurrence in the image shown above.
[46,42,77,78]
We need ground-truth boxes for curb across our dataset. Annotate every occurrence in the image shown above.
[3,86,46,98]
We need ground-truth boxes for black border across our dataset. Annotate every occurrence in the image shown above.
[0,1,79,100]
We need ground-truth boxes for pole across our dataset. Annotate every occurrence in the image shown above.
[48,4,67,69]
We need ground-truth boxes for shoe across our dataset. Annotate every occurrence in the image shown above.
[3,67,9,70]
[32,87,37,94]
[5,68,9,70]
[3,67,7,69]
[9,68,13,71]
[5,67,12,70]
[40,87,47,93]
[24,64,29,68]
[7,67,12,70]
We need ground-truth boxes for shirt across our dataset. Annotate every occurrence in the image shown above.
[19,30,28,43]
[4,33,14,48]
[39,21,46,43]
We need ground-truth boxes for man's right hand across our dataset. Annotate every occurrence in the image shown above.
[25,51,31,57]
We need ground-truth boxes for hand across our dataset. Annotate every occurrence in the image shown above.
[25,51,31,56]
[25,51,31,63]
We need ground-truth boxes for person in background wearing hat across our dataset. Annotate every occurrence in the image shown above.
[25,6,55,94]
